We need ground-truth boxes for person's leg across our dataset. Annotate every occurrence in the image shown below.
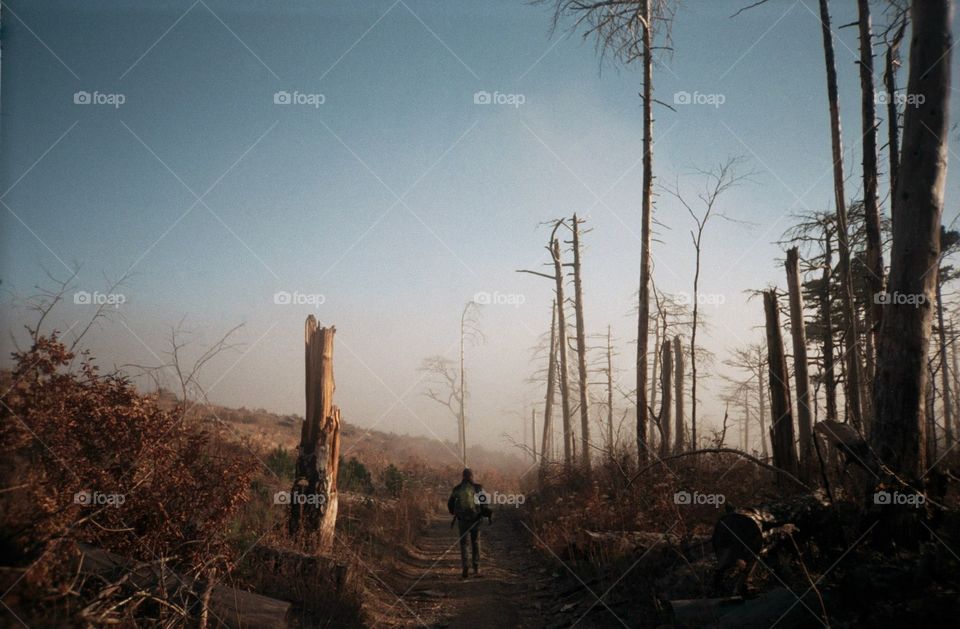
[470,523,480,574]
[457,520,470,578]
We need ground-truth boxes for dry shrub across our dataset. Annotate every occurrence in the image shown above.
[0,333,256,625]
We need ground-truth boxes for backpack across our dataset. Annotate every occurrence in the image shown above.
[452,482,479,519]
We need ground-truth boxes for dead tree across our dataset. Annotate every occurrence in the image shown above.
[290,317,341,552]
[659,339,673,459]
[882,12,907,201]
[542,302,558,469]
[571,214,592,470]
[857,0,886,355]
[817,0,864,430]
[764,291,799,480]
[606,325,615,454]
[872,0,952,479]
[785,248,814,479]
[674,335,685,453]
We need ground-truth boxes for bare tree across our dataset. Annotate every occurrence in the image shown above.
[571,214,592,470]
[661,156,751,447]
[872,0,952,479]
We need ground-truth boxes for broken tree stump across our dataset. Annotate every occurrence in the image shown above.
[289,316,341,553]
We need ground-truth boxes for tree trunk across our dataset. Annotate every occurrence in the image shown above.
[757,346,769,459]
[607,325,615,455]
[857,0,885,363]
[883,18,906,203]
[552,238,574,469]
[871,0,952,479]
[818,0,864,430]
[786,248,813,479]
[820,230,838,422]
[764,291,799,479]
[531,408,537,462]
[459,308,467,465]
[572,215,592,470]
[744,392,751,452]
[660,339,673,459]
[936,274,955,448]
[636,0,653,466]
[951,324,960,443]
[674,335,685,453]
[290,317,341,553]
[541,302,557,470]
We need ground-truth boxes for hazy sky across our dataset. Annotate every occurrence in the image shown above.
[2,0,958,456]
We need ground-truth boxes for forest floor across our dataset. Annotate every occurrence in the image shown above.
[362,508,631,628]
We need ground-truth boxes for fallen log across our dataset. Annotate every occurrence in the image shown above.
[78,544,292,628]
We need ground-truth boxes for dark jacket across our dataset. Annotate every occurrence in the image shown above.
[447,481,493,520]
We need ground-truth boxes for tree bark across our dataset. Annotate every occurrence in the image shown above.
[786,248,814,479]
[541,302,557,470]
[883,17,906,203]
[857,0,885,362]
[674,335,685,453]
[290,317,341,553]
[871,0,952,479]
[820,229,838,421]
[660,339,673,459]
[636,0,653,466]
[552,237,574,469]
[937,272,955,448]
[818,0,864,430]
[572,215,592,470]
[764,291,799,480]
[757,345,769,459]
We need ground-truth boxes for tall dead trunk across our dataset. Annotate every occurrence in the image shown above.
[821,230,838,421]
[871,0,952,479]
[786,248,814,478]
[290,317,341,552]
[764,291,799,480]
[744,391,751,452]
[636,0,654,466]
[757,345,769,459]
[607,326,615,455]
[926,361,937,462]
[571,215,591,470]
[531,408,538,462]
[552,238,574,469]
[937,273,955,448]
[883,18,906,201]
[857,0,885,360]
[674,335,684,453]
[952,324,960,443]
[541,302,557,470]
[818,0,864,430]
[660,340,673,459]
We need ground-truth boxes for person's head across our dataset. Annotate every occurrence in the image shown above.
[462,468,473,483]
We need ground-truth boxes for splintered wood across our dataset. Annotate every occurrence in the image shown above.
[289,315,341,553]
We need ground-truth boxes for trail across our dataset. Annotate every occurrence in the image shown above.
[366,509,564,628]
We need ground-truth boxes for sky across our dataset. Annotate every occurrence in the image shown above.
[2,0,958,456]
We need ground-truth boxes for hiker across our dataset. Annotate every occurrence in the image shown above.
[447,468,492,578]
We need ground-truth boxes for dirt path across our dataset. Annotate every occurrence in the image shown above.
[365,509,561,628]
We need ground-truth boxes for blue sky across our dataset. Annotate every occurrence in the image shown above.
[2,0,958,455]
